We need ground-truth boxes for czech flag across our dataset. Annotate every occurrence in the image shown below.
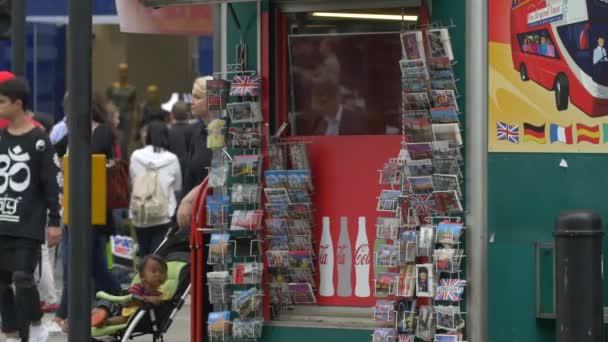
[523,123,546,144]
[549,124,573,144]
[576,123,600,144]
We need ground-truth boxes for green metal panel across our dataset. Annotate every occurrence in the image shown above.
[226,1,260,70]
[488,154,608,341]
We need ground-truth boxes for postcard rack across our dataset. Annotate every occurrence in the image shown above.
[263,130,317,320]
[200,72,265,342]
[371,18,468,342]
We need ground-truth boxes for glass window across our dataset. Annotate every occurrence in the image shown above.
[517,29,559,59]
[284,10,415,136]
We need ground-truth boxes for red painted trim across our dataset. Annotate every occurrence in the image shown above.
[190,177,209,342]
[261,9,272,321]
[277,12,288,128]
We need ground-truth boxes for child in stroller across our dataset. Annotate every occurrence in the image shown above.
[91,255,170,328]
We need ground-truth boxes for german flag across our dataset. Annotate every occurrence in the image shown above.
[523,123,546,144]
[576,123,600,144]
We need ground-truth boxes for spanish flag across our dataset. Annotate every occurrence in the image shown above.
[576,124,600,144]
[523,123,546,144]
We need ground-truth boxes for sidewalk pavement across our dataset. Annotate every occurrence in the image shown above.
[0,302,191,342]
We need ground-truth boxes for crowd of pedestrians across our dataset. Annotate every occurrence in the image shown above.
[0,71,214,341]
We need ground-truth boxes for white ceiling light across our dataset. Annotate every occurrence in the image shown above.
[311,12,418,21]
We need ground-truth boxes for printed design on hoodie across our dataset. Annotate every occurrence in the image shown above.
[0,145,32,222]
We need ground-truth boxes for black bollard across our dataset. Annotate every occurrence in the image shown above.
[555,210,604,342]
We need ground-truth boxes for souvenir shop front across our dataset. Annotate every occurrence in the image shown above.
[179,0,482,341]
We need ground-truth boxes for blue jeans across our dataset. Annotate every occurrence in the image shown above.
[56,228,121,320]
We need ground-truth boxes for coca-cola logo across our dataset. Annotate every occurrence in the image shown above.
[337,244,349,264]
[355,244,370,265]
[319,244,330,265]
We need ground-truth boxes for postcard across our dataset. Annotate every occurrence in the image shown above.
[227,102,262,123]
[264,170,289,188]
[407,159,433,177]
[432,158,461,176]
[380,161,401,185]
[232,154,261,177]
[406,142,433,160]
[376,217,401,240]
[408,176,434,194]
[433,190,463,214]
[432,123,462,146]
[433,174,461,197]
[231,183,260,204]
[416,263,435,298]
[430,107,459,124]
[377,190,401,212]
[288,283,316,304]
[437,221,464,245]
[428,28,454,60]
[265,219,289,236]
[431,89,459,110]
[400,31,425,61]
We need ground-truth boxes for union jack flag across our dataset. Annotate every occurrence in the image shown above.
[435,279,467,302]
[409,194,438,217]
[497,121,519,143]
[230,74,261,97]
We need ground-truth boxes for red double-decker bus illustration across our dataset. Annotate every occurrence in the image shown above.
[511,0,608,117]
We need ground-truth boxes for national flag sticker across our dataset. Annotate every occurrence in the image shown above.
[549,124,573,144]
[523,123,546,144]
[576,123,600,144]
[496,121,519,144]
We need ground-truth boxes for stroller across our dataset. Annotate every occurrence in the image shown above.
[92,226,191,342]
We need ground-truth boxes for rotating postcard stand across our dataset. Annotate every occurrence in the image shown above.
[372,15,468,341]
[193,58,265,341]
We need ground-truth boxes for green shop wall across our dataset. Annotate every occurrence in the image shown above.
[488,154,608,341]
[225,0,466,341]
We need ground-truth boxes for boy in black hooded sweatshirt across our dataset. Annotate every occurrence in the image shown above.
[0,72,61,342]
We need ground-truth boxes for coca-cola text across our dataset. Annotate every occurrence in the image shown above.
[337,245,348,264]
[354,244,370,265]
[320,244,330,264]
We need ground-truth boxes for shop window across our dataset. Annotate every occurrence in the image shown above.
[282,9,415,136]
[270,1,421,328]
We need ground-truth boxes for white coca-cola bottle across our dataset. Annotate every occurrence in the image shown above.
[354,216,371,297]
[319,216,335,297]
[337,216,352,297]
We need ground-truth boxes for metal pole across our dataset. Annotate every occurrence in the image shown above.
[212,4,222,73]
[465,0,488,341]
[67,0,92,340]
[10,0,25,76]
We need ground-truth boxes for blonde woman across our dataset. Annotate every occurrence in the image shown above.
[177,76,214,230]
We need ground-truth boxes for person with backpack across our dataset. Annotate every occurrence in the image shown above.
[129,121,181,256]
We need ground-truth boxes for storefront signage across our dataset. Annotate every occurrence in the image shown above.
[489,0,608,153]
[117,0,212,35]
[527,0,564,27]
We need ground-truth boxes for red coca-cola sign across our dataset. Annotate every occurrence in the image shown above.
[355,244,370,265]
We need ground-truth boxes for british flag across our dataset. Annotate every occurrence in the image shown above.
[496,121,519,143]
[435,279,467,301]
[230,74,261,97]
[409,194,438,217]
